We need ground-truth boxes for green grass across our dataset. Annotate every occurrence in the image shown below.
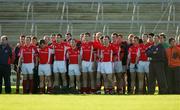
[0,87,179,110]
[0,95,179,110]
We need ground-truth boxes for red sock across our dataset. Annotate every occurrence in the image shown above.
[22,80,27,94]
[29,79,34,94]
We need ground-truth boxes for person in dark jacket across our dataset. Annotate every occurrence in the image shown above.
[0,35,12,94]
[13,35,25,93]
[146,35,168,94]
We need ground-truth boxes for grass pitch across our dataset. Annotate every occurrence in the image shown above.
[0,87,179,110]
[0,95,179,110]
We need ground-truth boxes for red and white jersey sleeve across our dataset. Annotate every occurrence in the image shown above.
[147,42,154,47]
[38,46,53,64]
[138,43,149,61]
[111,43,122,61]
[177,44,180,48]
[128,45,139,64]
[101,45,113,62]
[93,40,102,62]
[20,45,36,63]
[67,47,80,64]
[53,42,67,61]
[80,42,94,62]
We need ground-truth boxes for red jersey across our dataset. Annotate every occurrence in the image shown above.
[53,42,67,61]
[138,43,149,61]
[64,41,71,49]
[93,40,101,51]
[93,40,102,61]
[128,45,139,64]
[81,42,94,62]
[20,45,36,63]
[67,47,79,64]
[147,42,154,47]
[177,44,180,48]
[101,45,113,62]
[111,43,124,61]
[38,46,53,64]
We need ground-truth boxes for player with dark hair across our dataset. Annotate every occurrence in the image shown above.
[111,33,124,94]
[66,39,81,94]
[38,39,53,94]
[52,34,68,93]
[127,36,139,94]
[80,32,95,94]
[136,34,150,94]
[30,36,39,94]
[14,35,25,93]
[100,35,114,94]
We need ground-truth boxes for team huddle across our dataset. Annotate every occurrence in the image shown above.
[0,32,180,94]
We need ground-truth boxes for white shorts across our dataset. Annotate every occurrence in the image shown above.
[68,64,81,76]
[97,62,101,73]
[129,63,137,73]
[38,64,51,76]
[53,61,67,73]
[21,63,34,75]
[101,62,113,74]
[113,61,123,73]
[82,61,94,73]
[137,61,150,73]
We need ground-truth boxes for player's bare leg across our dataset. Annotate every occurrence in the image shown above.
[22,74,28,94]
[82,72,88,93]
[39,75,45,94]
[96,72,102,93]
[75,75,81,93]
[130,72,136,94]
[29,74,33,94]
[46,75,52,94]
[52,73,60,93]
[115,73,123,94]
[102,74,108,94]
[61,73,67,87]
[89,72,95,93]
[53,73,59,87]
[137,73,144,94]
[120,73,125,94]
[69,75,76,93]
[107,74,114,94]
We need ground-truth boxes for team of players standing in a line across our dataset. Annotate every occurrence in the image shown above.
[1,32,180,94]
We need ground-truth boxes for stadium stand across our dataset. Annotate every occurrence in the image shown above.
[0,0,180,44]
